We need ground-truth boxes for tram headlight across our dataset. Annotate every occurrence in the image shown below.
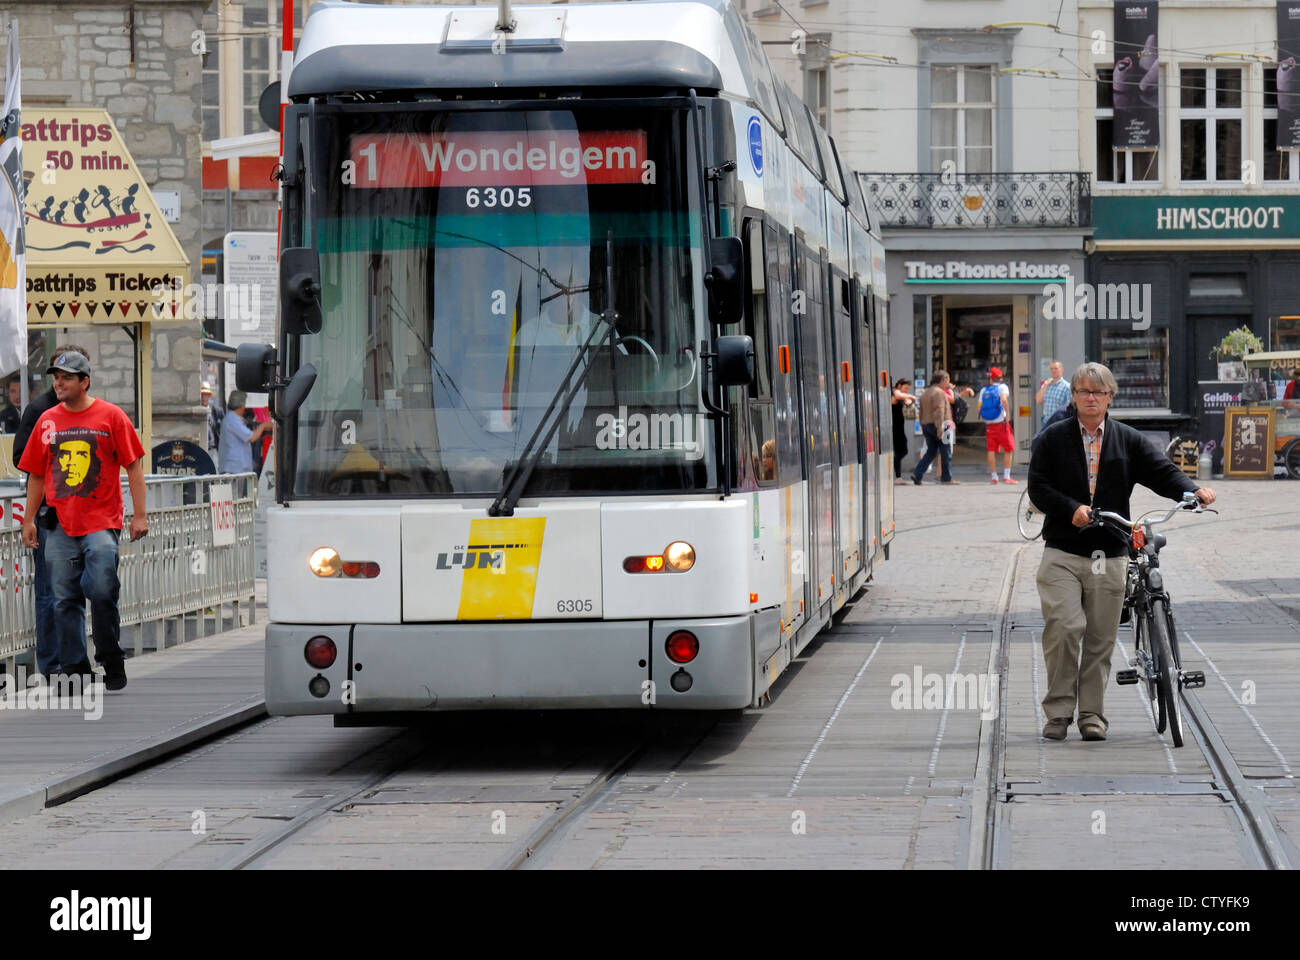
[308,547,342,577]
[664,541,695,572]
[623,542,695,574]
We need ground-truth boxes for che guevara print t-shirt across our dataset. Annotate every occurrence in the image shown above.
[17,398,145,536]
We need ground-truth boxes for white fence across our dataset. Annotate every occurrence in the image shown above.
[0,473,258,671]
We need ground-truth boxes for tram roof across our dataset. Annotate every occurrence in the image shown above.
[289,0,773,110]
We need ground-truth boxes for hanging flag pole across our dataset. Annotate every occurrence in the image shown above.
[0,16,28,405]
[276,0,293,249]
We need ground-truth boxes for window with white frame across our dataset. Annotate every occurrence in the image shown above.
[242,1,273,139]
[1180,67,1242,183]
[1263,67,1300,181]
[201,5,220,142]
[1094,68,1160,184]
[930,64,994,174]
[202,0,306,144]
[800,33,830,130]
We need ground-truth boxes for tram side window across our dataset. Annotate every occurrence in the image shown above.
[744,219,773,399]
[743,218,777,485]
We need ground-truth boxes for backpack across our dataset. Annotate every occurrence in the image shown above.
[978,385,1004,422]
[951,394,968,423]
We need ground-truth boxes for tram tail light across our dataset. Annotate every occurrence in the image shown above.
[665,631,699,663]
[305,635,337,668]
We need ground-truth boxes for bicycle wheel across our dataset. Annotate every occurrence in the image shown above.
[1150,600,1183,748]
[1016,488,1044,540]
[1133,608,1163,734]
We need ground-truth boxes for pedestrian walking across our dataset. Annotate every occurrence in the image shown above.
[1027,362,1215,742]
[978,367,1016,484]
[18,351,148,691]
[891,377,915,484]
[201,381,222,455]
[1035,360,1071,429]
[218,391,272,475]
[910,370,959,485]
[0,375,22,434]
[11,345,90,679]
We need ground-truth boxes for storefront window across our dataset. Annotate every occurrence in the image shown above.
[946,306,1010,394]
[913,296,928,381]
[1101,329,1169,409]
[1272,315,1300,351]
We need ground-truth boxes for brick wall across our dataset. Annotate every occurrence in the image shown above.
[10,0,208,446]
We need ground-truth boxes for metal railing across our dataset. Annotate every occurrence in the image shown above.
[0,473,257,669]
[858,171,1092,229]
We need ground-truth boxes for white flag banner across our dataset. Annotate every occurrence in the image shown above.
[0,21,26,375]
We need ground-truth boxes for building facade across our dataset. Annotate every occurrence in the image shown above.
[743,1,1090,466]
[1080,0,1300,442]
[8,0,207,447]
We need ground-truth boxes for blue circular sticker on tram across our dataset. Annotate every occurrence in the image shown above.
[747,116,763,177]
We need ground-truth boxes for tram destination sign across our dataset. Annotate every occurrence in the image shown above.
[347,131,652,189]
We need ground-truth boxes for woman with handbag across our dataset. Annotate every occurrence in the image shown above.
[892,378,916,484]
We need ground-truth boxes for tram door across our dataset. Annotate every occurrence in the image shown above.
[830,269,862,587]
[850,276,876,574]
[873,295,895,546]
[769,225,805,636]
[794,239,835,613]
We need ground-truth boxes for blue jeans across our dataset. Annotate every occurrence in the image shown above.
[912,423,953,483]
[45,526,124,668]
[33,519,87,675]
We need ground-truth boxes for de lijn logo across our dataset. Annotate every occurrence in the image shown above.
[747,116,763,177]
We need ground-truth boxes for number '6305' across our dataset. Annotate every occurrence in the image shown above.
[556,599,593,613]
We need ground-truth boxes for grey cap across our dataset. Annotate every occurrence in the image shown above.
[47,352,91,376]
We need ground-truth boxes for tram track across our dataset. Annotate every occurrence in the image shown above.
[1180,689,1294,870]
[226,726,440,870]
[977,534,1296,871]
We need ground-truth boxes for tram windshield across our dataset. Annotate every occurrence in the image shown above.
[290,105,712,498]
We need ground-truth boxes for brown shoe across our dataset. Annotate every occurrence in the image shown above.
[1080,721,1107,741]
[1042,717,1071,740]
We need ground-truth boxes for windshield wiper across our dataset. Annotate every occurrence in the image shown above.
[489,232,621,516]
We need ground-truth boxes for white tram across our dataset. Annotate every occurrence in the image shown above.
[237,0,896,718]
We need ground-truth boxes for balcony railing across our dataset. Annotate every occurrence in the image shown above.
[859,172,1091,229]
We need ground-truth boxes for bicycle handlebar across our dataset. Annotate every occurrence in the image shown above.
[1087,492,1215,535]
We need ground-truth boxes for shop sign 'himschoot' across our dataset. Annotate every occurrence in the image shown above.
[20,109,188,325]
[1093,194,1300,241]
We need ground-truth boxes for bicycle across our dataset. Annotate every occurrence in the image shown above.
[1016,487,1043,540]
[1086,492,1216,748]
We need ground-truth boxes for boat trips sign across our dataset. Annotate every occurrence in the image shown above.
[19,109,188,324]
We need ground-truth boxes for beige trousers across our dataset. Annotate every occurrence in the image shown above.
[1036,547,1128,729]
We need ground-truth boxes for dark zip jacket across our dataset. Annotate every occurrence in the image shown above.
[12,387,57,469]
[1027,411,1199,558]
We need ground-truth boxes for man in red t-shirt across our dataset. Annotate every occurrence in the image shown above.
[19,351,148,691]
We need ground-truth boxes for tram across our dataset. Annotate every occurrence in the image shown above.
[236,0,896,718]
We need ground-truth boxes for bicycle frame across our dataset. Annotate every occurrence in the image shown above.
[1089,493,1212,747]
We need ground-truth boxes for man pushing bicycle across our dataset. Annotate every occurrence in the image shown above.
[1026,362,1215,742]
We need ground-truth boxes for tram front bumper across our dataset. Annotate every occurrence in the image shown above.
[264,617,753,714]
